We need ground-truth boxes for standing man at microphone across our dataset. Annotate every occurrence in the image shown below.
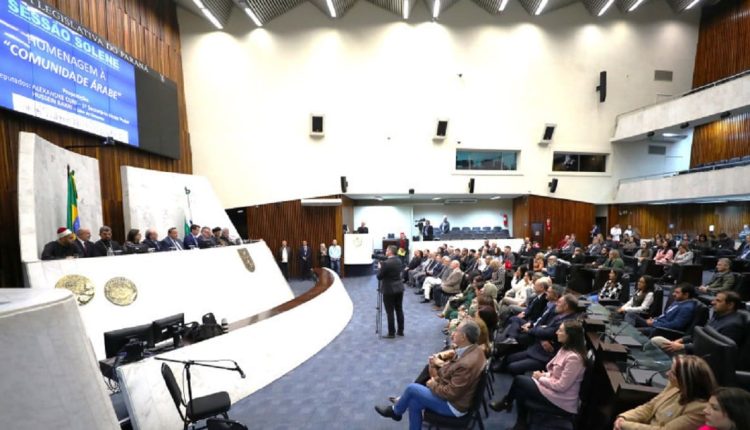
[378,245,405,338]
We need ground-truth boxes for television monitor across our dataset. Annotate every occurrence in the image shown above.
[103,323,153,359]
[151,313,185,344]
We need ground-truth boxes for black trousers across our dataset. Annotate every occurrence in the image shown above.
[507,375,568,426]
[383,292,404,335]
[280,262,289,280]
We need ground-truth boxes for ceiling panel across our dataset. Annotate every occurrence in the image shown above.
[517,0,578,15]
[309,0,360,18]
[615,0,651,12]
[470,0,508,14]
[422,0,461,18]
[202,0,235,26]
[236,0,305,25]
[367,0,409,17]
[581,0,612,15]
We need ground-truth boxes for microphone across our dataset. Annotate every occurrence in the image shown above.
[233,361,246,379]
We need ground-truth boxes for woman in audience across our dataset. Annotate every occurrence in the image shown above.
[318,243,328,268]
[654,241,674,265]
[489,320,587,430]
[487,259,505,290]
[622,236,637,253]
[691,233,711,252]
[700,387,750,430]
[500,268,532,309]
[617,275,655,315]
[569,247,586,264]
[124,228,145,253]
[664,232,676,248]
[598,269,623,301]
[532,252,545,272]
[614,355,716,430]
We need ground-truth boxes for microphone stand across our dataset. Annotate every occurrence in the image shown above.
[155,357,242,416]
[376,278,383,338]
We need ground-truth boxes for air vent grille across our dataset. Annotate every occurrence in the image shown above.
[654,70,674,82]
[648,145,667,155]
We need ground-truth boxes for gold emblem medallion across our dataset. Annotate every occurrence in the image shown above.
[104,277,138,306]
[55,274,95,305]
[237,248,256,272]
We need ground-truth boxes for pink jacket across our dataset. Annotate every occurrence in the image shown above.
[534,348,585,413]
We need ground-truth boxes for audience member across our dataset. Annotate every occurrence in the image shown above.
[490,320,586,430]
[610,224,622,243]
[197,226,217,248]
[92,225,123,257]
[625,283,697,337]
[599,249,625,270]
[700,387,750,430]
[41,227,80,260]
[161,227,185,251]
[569,247,585,264]
[123,228,146,254]
[598,269,623,301]
[278,240,291,280]
[219,228,237,246]
[73,227,94,257]
[698,258,735,295]
[614,355,716,430]
[211,227,225,246]
[328,239,341,274]
[617,275,656,315]
[736,235,750,260]
[654,241,674,266]
[422,220,434,241]
[318,243,328,268]
[652,291,745,353]
[299,240,312,280]
[420,256,451,303]
[439,216,450,234]
[691,234,711,253]
[374,320,485,430]
[634,241,652,268]
[433,260,464,309]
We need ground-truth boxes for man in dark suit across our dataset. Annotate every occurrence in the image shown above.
[377,245,405,338]
[197,227,217,248]
[183,224,200,249]
[161,227,185,251]
[299,240,312,279]
[142,228,162,251]
[375,321,486,428]
[278,240,291,280]
[73,228,95,258]
[91,226,123,257]
[439,216,450,234]
[356,222,369,234]
[422,220,434,241]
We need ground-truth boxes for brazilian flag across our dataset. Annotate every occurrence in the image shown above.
[67,167,80,233]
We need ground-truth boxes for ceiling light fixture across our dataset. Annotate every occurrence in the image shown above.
[326,0,337,18]
[192,0,223,29]
[627,0,645,11]
[662,133,681,137]
[685,0,701,9]
[433,0,441,19]
[375,196,384,201]
[244,7,262,26]
[403,0,410,19]
[535,0,548,15]
[490,196,502,200]
[499,0,510,11]
[432,197,442,201]
[598,0,615,16]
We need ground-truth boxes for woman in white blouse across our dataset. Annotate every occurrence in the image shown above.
[617,275,655,315]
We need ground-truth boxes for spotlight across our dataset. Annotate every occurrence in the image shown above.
[680,122,690,129]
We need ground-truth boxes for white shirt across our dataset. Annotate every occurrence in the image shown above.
[281,247,288,263]
[328,245,341,259]
[610,227,622,242]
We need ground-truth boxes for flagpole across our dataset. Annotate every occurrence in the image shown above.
[185,187,192,222]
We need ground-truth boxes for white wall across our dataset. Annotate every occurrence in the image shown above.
[17,132,104,263]
[611,135,693,183]
[353,205,413,241]
[178,1,700,207]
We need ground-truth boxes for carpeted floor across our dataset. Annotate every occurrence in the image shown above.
[228,274,516,430]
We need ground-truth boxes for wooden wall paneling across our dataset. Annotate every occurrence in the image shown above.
[614,203,750,239]
[691,113,750,166]
[512,196,530,241]
[0,0,190,287]
[522,195,595,249]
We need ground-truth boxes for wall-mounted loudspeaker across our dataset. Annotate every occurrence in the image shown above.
[340,176,348,193]
[548,178,558,193]
[434,119,449,140]
[310,114,325,136]
[539,124,556,146]
[409,188,415,195]
[596,71,607,103]
[468,178,475,194]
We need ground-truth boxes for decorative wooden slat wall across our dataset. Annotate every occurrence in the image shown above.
[609,203,750,238]
[691,0,750,167]
[690,112,750,166]
[512,195,595,249]
[245,198,343,278]
[0,0,190,287]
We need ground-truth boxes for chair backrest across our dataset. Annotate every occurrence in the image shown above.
[207,419,249,430]
[648,286,664,317]
[161,363,186,420]
[738,310,750,371]
[688,301,710,333]
[694,326,739,386]
[461,227,471,232]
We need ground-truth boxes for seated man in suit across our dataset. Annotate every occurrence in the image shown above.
[183,224,200,249]
[41,227,80,260]
[374,320,486,430]
[420,256,450,302]
[73,227,94,258]
[652,291,745,353]
[416,255,446,296]
[161,227,185,251]
[408,250,433,287]
[197,226,217,248]
[91,225,123,257]
[499,284,564,346]
[698,258,736,296]
[626,283,697,337]
[433,261,464,309]
[498,294,580,375]
[141,228,162,251]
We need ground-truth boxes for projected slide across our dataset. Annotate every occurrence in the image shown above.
[0,0,139,145]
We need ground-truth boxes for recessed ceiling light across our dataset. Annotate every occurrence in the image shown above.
[662,133,681,137]
[432,197,442,201]
[326,0,337,17]
[685,0,701,9]
[403,0,410,19]
[628,0,645,12]
[192,0,223,29]
[499,0,509,11]
[598,0,615,16]
[535,0,548,15]
[490,196,502,200]
[433,0,441,19]
[244,7,262,27]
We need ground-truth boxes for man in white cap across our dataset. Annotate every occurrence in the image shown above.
[41,227,80,260]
